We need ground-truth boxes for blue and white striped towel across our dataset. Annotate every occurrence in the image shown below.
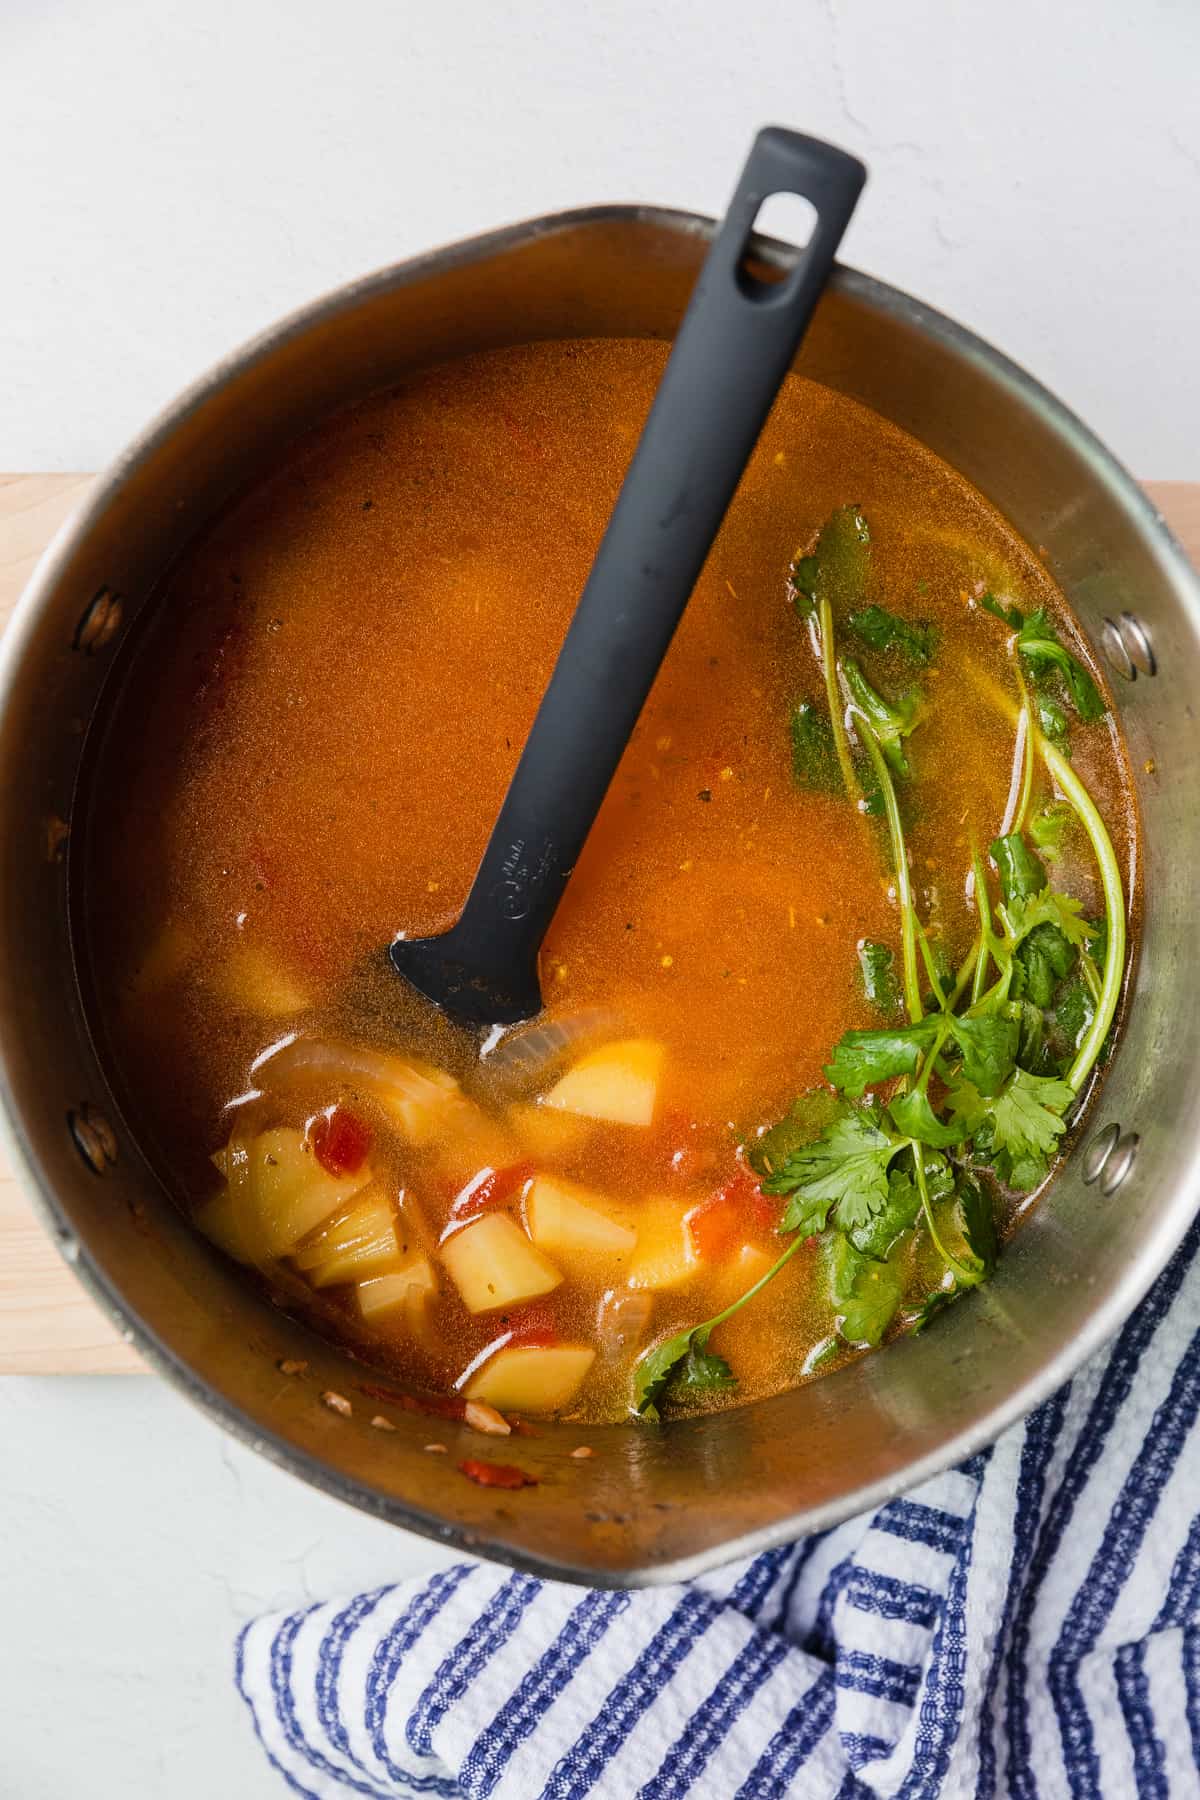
[237,1212,1200,1798]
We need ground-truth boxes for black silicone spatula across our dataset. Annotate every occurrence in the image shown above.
[391,127,866,1026]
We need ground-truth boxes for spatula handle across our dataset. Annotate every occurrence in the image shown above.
[395,129,866,1022]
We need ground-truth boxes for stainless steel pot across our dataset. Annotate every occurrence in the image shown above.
[3,208,1197,1585]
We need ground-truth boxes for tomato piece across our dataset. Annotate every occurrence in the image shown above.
[357,1382,465,1421]
[645,1107,721,1184]
[501,1301,559,1349]
[447,1159,535,1226]
[685,1194,741,1261]
[308,1106,372,1177]
[460,1458,538,1490]
[685,1166,781,1260]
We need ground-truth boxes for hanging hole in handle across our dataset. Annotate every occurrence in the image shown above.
[737,192,819,298]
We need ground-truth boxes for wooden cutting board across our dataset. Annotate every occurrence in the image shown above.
[1,473,1197,1373]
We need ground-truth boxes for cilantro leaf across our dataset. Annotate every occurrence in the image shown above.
[1029,802,1076,862]
[790,701,839,794]
[956,1176,998,1274]
[888,1085,967,1148]
[673,1341,738,1399]
[1038,693,1070,744]
[765,1109,899,1233]
[848,1161,924,1258]
[1015,1000,1058,1076]
[1013,921,1076,1007]
[788,554,820,611]
[945,1014,1019,1096]
[949,1067,1074,1175]
[858,939,901,1015]
[1052,978,1094,1056]
[990,832,1045,904]
[908,1175,996,1330]
[789,504,871,617]
[912,1287,959,1331]
[981,593,1025,631]
[1007,888,1093,965]
[1016,611,1106,723]
[824,1019,942,1097]
[843,659,921,777]
[980,597,1106,726]
[827,1234,906,1347]
[746,1091,842,1181]
[847,604,937,665]
[1089,914,1109,967]
[632,1325,735,1420]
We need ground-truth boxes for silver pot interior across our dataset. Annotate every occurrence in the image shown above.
[2,208,1197,1584]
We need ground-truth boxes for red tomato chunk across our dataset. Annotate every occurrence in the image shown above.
[308,1106,372,1177]
[460,1458,538,1490]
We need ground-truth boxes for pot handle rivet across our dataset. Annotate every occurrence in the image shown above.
[1082,1121,1120,1184]
[73,587,124,655]
[68,1103,118,1174]
[1099,1132,1140,1197]
[1118,613,1157,677]
[1100,614,1156,681]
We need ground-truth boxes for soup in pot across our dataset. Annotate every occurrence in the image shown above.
[81,339,1137,1430]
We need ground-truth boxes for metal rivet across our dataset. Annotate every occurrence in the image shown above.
[1081,1122,1120,1185]
[1100,1131,1140,1197]
[1119,613,1157,677]
[1100,619,1135,681]
[68,1104,118,1174]
[44,814,69,862]
[73,587,124,654]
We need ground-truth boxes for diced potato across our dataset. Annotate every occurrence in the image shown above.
[371,1057,464,1144]
[357,1255,438,1321]
[708,1244,787,1388]
[525,1176,636,1259]
[596,1287,654,1359]
[708,1242,777,1311]
[428,1100,522,1198]
[293,1185,402,1287]
[127,921,193,998]
[194,1187,256,1263]
[507,1102,593,1161]
[209,941,311,1017]
[441,1213,562,1313]
[210,1127,371,1259]
[626,1197,699,1291]
[542,1038,664,1127]
[464,1344,595,1414]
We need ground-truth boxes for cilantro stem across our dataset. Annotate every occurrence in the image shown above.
[911,1142,975,1285]
[915,919,950,1011]
[703,1231,808,1335]
[818,596,861,806]
[947,939,979,1010]
[970,841,994,1007]
[965,664,1126,1093]
[857,717,923,1025]
[1011,663,1037,835]
[1079,949,1103,1005]
[1037,735,1126,1091]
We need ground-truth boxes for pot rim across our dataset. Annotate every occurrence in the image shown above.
[4,203,1198,1586]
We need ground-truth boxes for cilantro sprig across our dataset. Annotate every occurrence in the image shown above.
[632,507,1127,1421]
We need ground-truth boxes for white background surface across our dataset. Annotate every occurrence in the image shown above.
[2,2,1197,1795]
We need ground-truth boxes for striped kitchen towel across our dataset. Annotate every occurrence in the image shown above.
[237,1212,1200,1798]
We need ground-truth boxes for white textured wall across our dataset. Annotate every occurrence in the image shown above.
[1,4,1197,1795]
[3,0,1199,476]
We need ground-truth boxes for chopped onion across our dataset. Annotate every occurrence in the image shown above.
[478,1008,623,1098]
[596,1288,653,1359]
[252,1034,459,1099]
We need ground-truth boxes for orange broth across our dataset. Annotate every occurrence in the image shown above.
[82,339,1137,1425]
